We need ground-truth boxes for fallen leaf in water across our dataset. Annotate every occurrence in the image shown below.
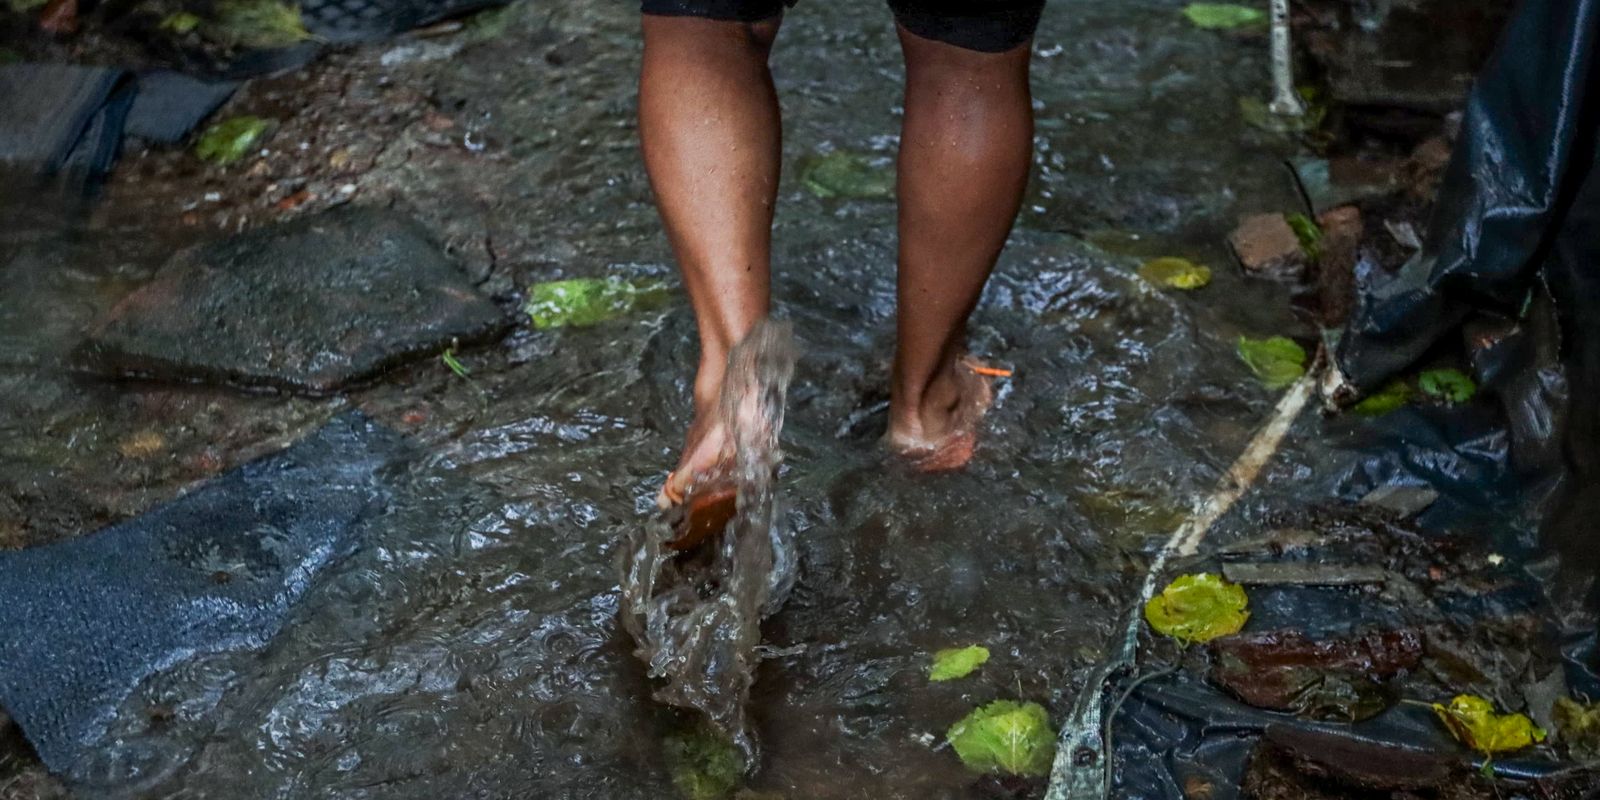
[1138,257,1212,290]
[159,10,200,33]
[930,645,990,682]
[207,0,310,48]
[1352,380,1413,416]
[1418,368,1476,404]
[663,726,742,800]
[1554,697,1600,762]
[524,276,672,329]
[798,151,894,200]
[1284,213,1323,261]
[1432,694,1546,755]
[118,430,165,459]
[947,700,1056,777]
[1240,90,1327,134]
[1182,2,1267,29]
[1236,336,1307,389]
[440,348,469,378]
[195,116,270,165]
[1145,573,1249,643]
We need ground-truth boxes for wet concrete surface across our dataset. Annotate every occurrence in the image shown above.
[0,0,1559,798]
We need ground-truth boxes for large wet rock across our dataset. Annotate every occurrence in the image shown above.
[80,206,507,394]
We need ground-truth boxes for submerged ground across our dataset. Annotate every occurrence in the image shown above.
[0,0,1491,797]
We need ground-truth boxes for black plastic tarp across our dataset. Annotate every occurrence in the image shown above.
[1334,0,1600,570]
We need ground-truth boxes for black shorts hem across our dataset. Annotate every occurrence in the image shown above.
[888,1,1044,53]
[640,0,789,23]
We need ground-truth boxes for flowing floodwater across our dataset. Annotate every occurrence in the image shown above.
[0,0,1354,797]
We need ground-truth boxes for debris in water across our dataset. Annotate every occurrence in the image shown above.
[1236,336,1306,390]
[947,700,1056,777]
[1430,694,1547,756]
[1144,573,1249,643]
[1182,3,1266,29]
[1137,257,1211,290]
[116,430,166,459]
[207,0,311,48]
[618,320,798,765]
[1239,91,1326,133]
[159,11,201,33]
[1554,697,1600,762]
[524,276,671,329]
[1418,368,1476,404]
[440,347,469,378]
[798,151,894,200]
[930,645,990,682]
[1209,629,1422,722]
[1352,379,1413,416]
[1283,212,1322,261]
[663,725,743,800]
[195,116,270,165]
[1228,213,1306,276]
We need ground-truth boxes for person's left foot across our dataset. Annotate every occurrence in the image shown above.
[886,355,1005,472]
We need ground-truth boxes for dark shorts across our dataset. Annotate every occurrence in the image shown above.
[641,0,1045,53]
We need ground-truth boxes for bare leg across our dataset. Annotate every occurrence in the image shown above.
[639,14,782,503]
[888,26,1034,463]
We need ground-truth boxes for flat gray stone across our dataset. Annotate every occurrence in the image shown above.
[80,206,507,394]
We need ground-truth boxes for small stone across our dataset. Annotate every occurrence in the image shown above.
[1228,213,1305,277]
[117,431,164,459]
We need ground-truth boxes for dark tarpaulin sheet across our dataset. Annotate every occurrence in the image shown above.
[0,412,406,776]
[1334,0,1600,563]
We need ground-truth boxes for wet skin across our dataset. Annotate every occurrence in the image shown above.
[638,13,1034,504]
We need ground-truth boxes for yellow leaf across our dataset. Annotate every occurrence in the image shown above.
[1143,573,1249,643]
[1431,695,1547,755]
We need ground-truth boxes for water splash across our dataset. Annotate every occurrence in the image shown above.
[617,319,799,766]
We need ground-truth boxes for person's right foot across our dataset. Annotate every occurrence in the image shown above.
[886,355,1004,472]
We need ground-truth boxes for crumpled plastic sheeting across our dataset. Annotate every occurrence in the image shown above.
[0,411,405,776]
[1333,0,1600,565]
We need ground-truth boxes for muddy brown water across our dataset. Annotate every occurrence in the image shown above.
[0,0,1357,797]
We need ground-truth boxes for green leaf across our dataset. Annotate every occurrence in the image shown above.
[1138,257,1212,290]
[208,0,311,48]
[1284,213,1323,261]
[440,348,469,378]
[1432,695,1546,755]
[1554,697,1600,762]
[160,11,202,33]
[1236,336,1307,390]
[5,0,48,12]
[1352,379,1413,416]
[1418,368,1476,404]
[1183,3,1267,29]
[930,645,990,682]
[524,276,672,329]
[1144,573,1249,643]
[663,727,742,800]
[799,151,894,200]
[946,700,1057,777]
[195,116,270,165]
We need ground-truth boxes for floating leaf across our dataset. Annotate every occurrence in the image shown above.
[5,0,48,12]
[1138,257,1212,290]
[930,645,990,682]
[1284,213,1323,261]
[524,276,672,329]
[1144,573,1249,643]
[1554,697,1600,762]
[441,348,469,378]
[663,727,742,800]
[1418,368,1476,404]
[1236,336,1307,390]
[1183,3,1267,29]
[195,116,270,165]
[160,11,201,33]
[946,700,1056,777]
[799,151,894,200]
[1432,695,1546,756]
[1352,379,1413,416]
[208,0,310,48]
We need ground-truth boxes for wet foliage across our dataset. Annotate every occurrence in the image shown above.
[946,700,1056,777]
[930,645,991,682]
[1236,336,1307,389]
[1144,573,1250,644]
